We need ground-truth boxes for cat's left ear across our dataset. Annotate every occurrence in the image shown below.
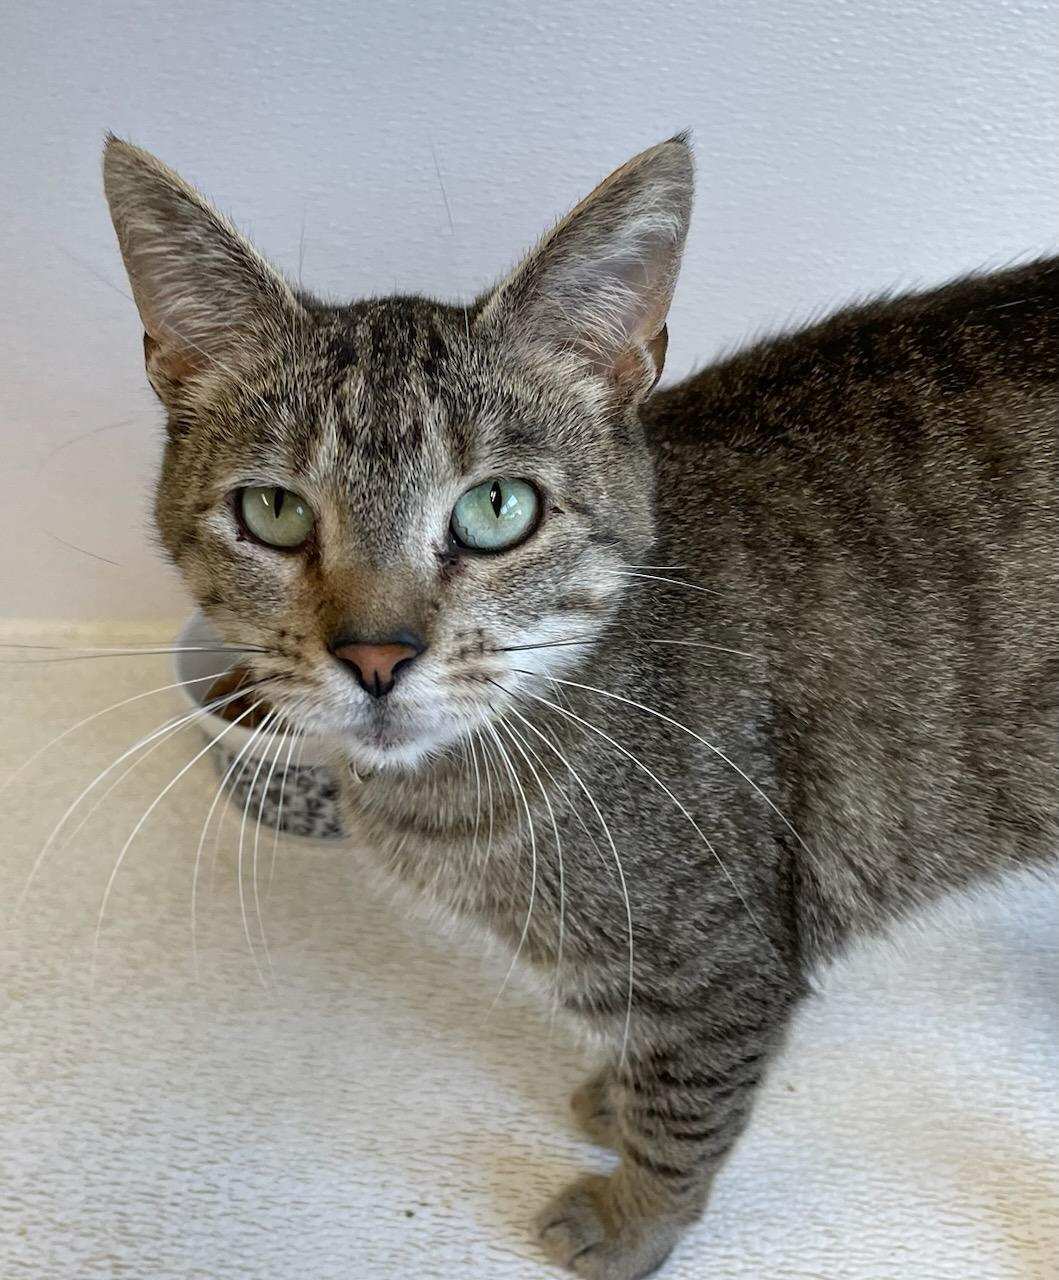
[102,135,301,399]
[478,134,693,399]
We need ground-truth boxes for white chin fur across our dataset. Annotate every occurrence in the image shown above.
[339,711,473,773]
[346,734,443,773]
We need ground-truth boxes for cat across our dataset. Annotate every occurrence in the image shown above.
[103,132,1059,1279]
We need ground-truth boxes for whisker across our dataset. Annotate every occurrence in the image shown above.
[489,638,597,655]
[12,681,270,920]
[544,675,577,722]
[93,698,268,985]
[0,672,222,801]
[523,672,811,858]
[643,638,760,657]
[0,642,265,653]
[492,691,635,1069]
[511,681,777,958]
[490,636,758,660]
[251,700,307,975]
[478,723,497,867]
[602,569,723,598]
[208,700,284,894]
[429,136,457,236]
[482,719,524,844]
[191,703,281,977]
[484,722,538,1016]
[0,643,267,665]
[237,712,283,990]
[532,715,611,879]
[466,730,484,858]
[297,207,308,281]
[59,708,194,851]
[43,531,122,568]
[35,416,138,477]
[497,716,567,1031]
[266,722,303,901]
[56,683,268,852]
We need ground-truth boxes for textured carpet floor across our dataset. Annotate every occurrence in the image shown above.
[1,623,1057,1279]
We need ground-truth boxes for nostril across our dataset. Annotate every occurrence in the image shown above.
[330,636,425,699]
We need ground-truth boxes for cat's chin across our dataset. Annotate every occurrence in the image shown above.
[344,738,435,773]
[338,713,471,774]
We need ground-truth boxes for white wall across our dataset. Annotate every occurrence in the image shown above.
[2,0,1056,621]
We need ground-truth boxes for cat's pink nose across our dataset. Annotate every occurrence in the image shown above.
[331,636,424,699]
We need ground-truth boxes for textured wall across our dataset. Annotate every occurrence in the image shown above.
[2,0,1056,620]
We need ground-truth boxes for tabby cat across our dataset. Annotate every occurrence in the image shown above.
[103,133,1059,1278]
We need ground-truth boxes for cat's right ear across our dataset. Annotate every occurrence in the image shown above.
[102,135,300,400]
[477,135,693,402]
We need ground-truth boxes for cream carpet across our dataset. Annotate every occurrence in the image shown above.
[1,622,1057,1279]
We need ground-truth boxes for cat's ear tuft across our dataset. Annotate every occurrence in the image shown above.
[102,135,300,396]
[479,135,694,398]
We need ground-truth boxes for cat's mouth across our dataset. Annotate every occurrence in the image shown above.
[340,706,474,770]
[291,689,482,772]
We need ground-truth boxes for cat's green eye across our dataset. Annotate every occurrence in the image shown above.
[451,478,540,552]
[239,486,315,549]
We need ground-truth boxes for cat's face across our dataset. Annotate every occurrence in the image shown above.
[154,299,655,769]
[104,136,692,769]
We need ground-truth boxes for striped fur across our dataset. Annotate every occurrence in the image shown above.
[104,134,1059,1279]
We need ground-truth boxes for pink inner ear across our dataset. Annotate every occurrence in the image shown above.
[518,213,684,388]
[144,329,202,387]
[647,324,669,386]
[611,342,662,398]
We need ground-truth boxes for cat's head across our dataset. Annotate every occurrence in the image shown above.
[103,135,693,770]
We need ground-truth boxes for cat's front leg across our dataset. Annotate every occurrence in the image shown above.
[539,1017,786,1279]
[570,1064,618,1146]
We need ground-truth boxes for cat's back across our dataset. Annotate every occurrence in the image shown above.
[648,255,1059,460]
[645,256,1059,592]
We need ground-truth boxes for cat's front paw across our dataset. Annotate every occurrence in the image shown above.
[535,1174,680,1279]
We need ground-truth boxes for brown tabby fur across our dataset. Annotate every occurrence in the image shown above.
[103,132,1059,1278]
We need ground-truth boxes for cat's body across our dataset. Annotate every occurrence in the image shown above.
[648,258,1059,948]
[102,135,1059,1278]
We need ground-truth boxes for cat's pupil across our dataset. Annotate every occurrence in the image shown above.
[273,488,286,518]
[489,481,503,517]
